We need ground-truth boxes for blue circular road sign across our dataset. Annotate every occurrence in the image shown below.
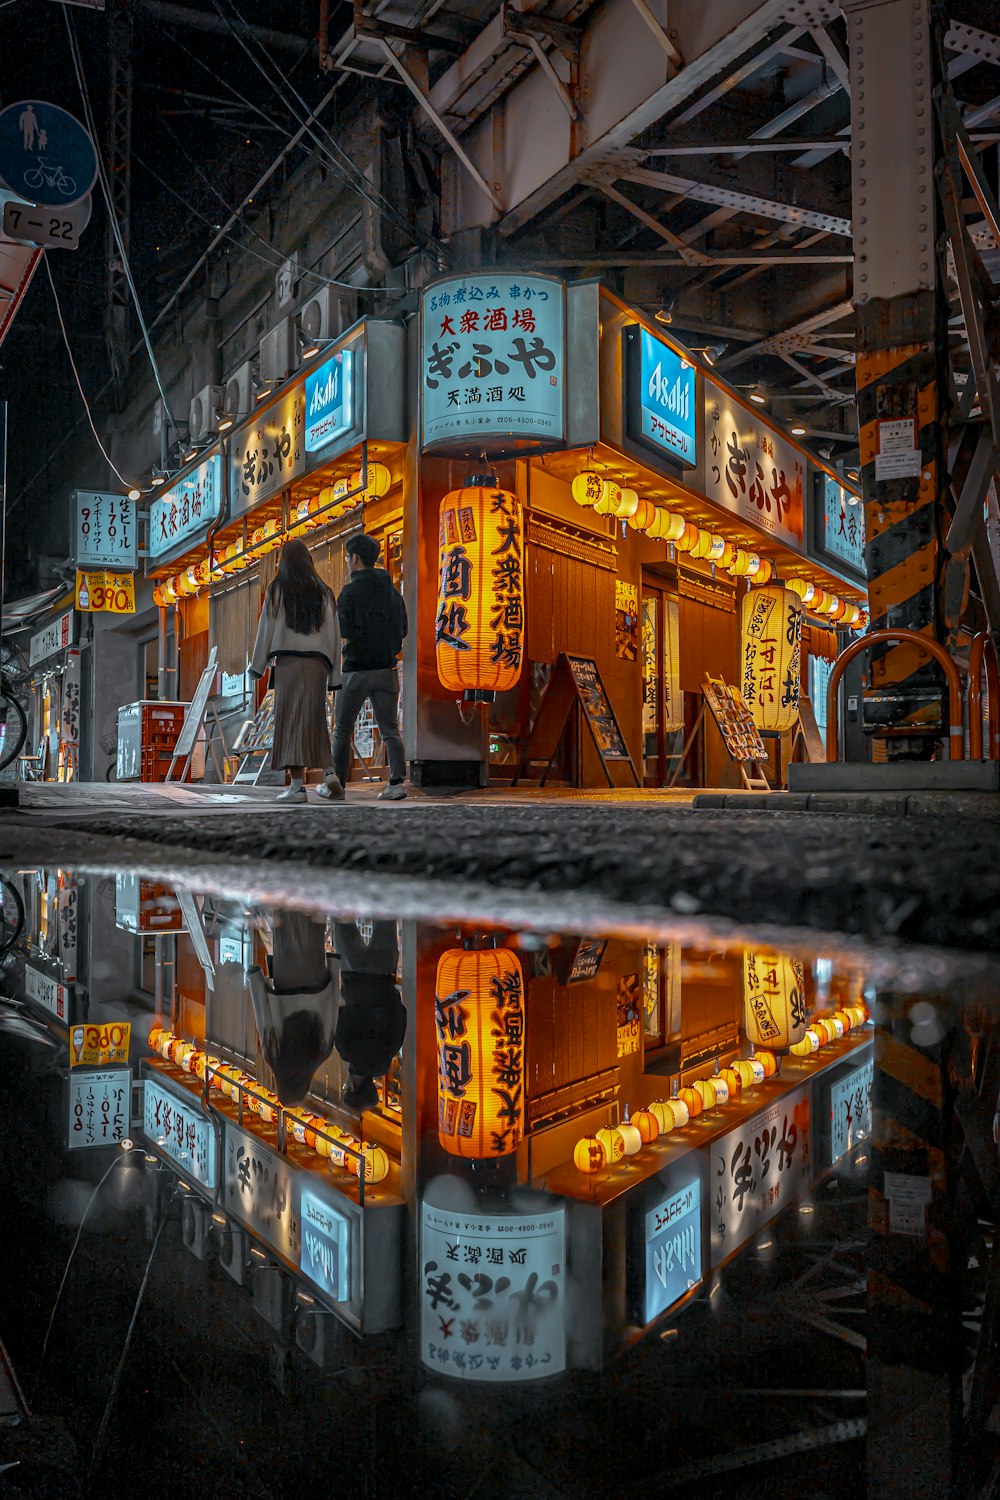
[0,100,97,208]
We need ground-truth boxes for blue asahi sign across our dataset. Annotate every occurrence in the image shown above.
[299,1186,350,1302]
[631,326,697,466]
[644,1176,702,1321]
[304,347,353,454]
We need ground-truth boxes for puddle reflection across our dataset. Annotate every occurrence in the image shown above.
[0,865,978,1496]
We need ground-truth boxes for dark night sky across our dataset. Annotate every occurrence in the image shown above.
[0,0,334,588]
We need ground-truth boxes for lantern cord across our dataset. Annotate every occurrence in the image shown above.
[457,700,479,725]
[85,1218,165,1492]
[32,1148,146,1401]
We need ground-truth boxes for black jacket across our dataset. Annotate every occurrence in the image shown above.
[337,567,407,672]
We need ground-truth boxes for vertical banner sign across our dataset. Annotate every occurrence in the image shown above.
[625,325,698,466]
[821,475,866,574]
[704,381,805,547]
[829,1053,874,1165]
[421,272,565,452]
[57,873,78,982]
[68,1067,131,1149]
[74,490,137,569]
[710,1081,812,1266]
[645,1176,703,1322]
[420,1203,566,1381]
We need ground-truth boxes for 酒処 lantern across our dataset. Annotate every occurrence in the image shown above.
[574,1136,607,1172]
[740,585,804,733]
[743,951,808,1052]
[436,946,524,1159]
[435,479,524,697]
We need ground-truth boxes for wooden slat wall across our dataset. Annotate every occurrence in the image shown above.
[678,594,737,693]
[525,974,618,1105]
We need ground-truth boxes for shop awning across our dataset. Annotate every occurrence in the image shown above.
[3,585,72,629]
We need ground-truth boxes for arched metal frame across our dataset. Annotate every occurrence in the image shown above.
[825,630,965,762]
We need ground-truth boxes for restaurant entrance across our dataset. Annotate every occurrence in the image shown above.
[640,573,682,786]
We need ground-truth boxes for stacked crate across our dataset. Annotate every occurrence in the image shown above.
[117,701,187,781]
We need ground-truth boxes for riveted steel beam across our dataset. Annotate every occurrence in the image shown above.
[622,166,852,236]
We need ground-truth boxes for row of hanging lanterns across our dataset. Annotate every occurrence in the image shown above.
[570,469,867,631]
[148,1026,390,1184]
[788,1004,868,1056]
[573,1050,779,1173]
[152,463,393,608]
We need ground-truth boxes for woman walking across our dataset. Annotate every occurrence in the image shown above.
[250,539,342,803]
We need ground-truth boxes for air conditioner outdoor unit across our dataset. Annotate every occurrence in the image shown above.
[294,1303,339,1369]
[222,362,253,424]
[259,317,296,384]
[252,1264,294,1339]
[218,1222,249,1285]
[298,285,357,350]
[188,384,224,444]
[180,1195,212,1261]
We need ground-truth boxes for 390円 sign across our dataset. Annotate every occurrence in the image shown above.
[421,272,565,454]
[420,1203,566,1381]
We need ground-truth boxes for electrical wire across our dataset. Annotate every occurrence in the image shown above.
[64,8,178,431]
[44,256,129,487]
[209,0,426,250]
[85,1217,165,1492]
[33,1147,146,1400]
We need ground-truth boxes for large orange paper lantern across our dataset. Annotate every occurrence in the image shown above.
[743,951,808,1052]
[435,481,524,696]
[436,946,524,1159]
[740,585,804,732]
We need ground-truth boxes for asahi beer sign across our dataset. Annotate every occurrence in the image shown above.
[645,1175,703,1322]
[421,273,565,453]
[626,325,697,467]
[299,1186,349,1302]
[304,347,354,455]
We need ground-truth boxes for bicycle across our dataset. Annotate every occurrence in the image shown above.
[99,729,118,783]
[0,674,28,774]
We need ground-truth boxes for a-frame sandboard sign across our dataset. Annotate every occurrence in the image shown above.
[513,652,640,788]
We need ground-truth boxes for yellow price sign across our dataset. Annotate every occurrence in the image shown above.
[76,569,136,614]
[69,1021,131,1067]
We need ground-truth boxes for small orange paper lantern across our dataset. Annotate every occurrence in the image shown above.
[574,1136,607,1172]
[436,481,524,696]
[631,1108,660,1144]
[719,1066,742,1099]
[632,499,658,530]
[753,1050,778,1078]
[678,1085,703,1118]
[674,522,700,553]
[436,946,524,1159]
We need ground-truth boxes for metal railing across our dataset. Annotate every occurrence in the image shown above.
[968,631,1000,761]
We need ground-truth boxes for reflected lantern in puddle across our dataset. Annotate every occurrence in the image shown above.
[436,945,524,1159]
[743,950,808,1052]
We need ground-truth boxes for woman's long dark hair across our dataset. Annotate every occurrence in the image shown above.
[268,539,331,634]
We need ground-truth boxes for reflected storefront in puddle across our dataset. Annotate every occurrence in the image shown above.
[0,866,984,1496]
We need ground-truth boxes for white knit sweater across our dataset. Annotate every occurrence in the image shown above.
[249,591,342,687]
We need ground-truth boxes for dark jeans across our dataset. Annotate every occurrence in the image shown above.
[331,668,406,785]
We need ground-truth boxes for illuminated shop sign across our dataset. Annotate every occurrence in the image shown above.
[624,324,698,467]
[820,473,866,575]
[829,1053,873,1165]
[421,272,565,453]
[224,1120,298,1261]
[304,346,354,454]
[703,380,805,548]
[709,1081,812,1267]
[420,1203,566,1381]
[68,1067,131,1150]
[149,454,222,561]
[299,1186,350,1302]
[143,1074,217,1189]
[644,1176,703,1322]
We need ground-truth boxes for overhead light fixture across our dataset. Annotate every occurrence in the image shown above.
[749,386,768,406]
[694,342,727,367]
[253,372,271,402]
[127,486,141,502]
[216,407,235,433]
[183,446,197,463]
[847,468,859,481]
[298,329,322,360]
[150,467,166,486]
[654,301,675,327]
[791,423,807,436]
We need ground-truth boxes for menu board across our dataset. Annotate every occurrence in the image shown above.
[68,1068,131,1150]
[566,655,630,760]
[702,676,767,763]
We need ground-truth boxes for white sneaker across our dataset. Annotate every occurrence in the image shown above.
[276,785,306,803]
[316,776,345,801]
[378,782,407,801]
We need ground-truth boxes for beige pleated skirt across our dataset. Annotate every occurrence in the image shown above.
[271,655,332,771]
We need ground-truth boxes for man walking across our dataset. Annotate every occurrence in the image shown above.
[321,533,408,801]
